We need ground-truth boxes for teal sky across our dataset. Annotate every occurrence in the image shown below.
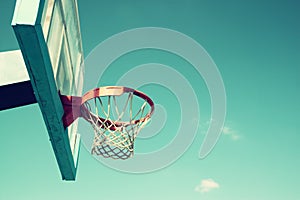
[1,0,300,200]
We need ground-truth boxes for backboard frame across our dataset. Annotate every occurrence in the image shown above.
[12,0,83,180]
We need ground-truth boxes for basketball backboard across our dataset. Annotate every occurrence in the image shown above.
[11,0,84,180]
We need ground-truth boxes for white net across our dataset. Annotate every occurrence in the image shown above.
[81,92,151,159]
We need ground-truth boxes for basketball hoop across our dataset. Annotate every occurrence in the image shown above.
[60,86,155,160]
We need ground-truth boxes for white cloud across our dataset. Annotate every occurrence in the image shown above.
[195,178,220,193]
[199,120,241,140]
[222,125,240,141]
[222,126,232,134]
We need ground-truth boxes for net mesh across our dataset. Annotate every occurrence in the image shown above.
[81,92,150,159]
